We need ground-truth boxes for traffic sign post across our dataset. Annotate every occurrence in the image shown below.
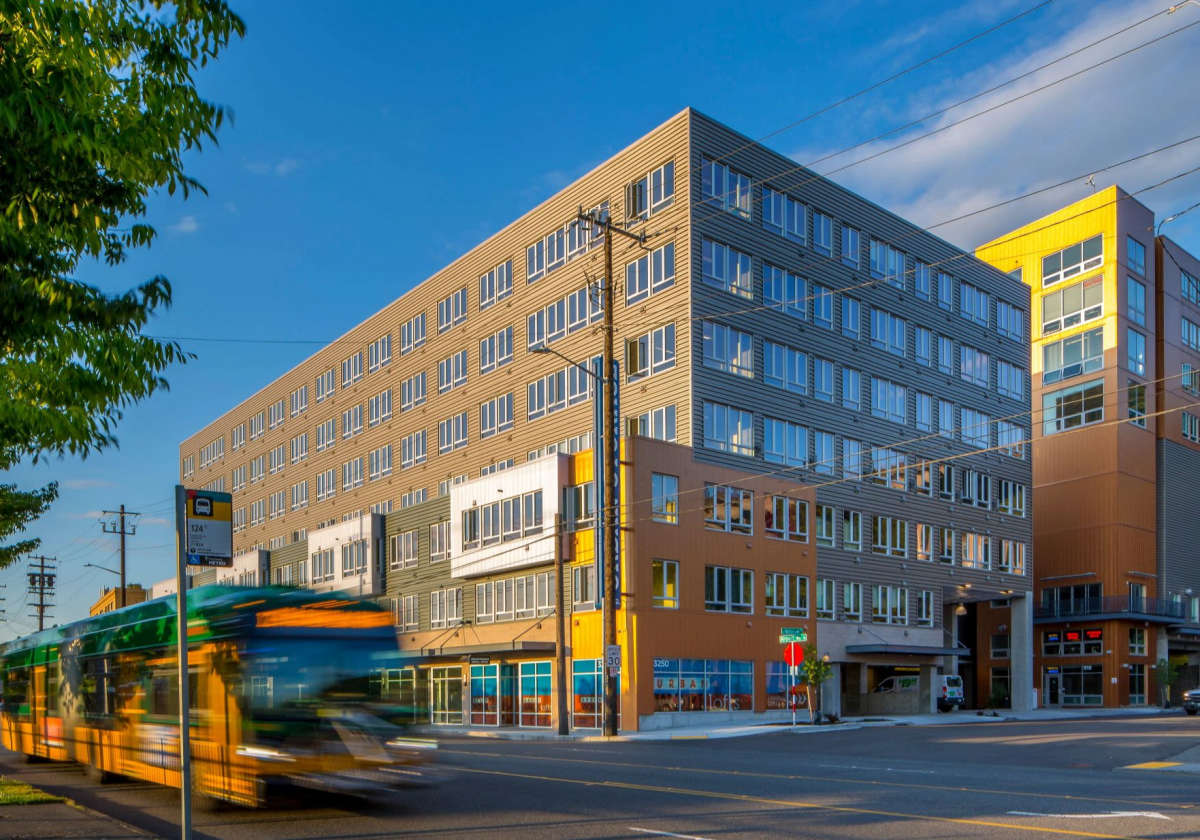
[174,486,232,840]
[778,627,808,645]
[783,641,805,727]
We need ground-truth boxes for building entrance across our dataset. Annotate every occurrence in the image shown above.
[1044,670,1061,707]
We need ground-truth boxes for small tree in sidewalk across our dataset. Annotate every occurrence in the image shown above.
[1157,658,1180,707]
[798,643,832,724]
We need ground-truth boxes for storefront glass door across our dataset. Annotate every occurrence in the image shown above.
[519,661,552,728]
[430,666,463,724]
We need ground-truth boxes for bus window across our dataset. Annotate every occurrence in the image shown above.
[81,657,115,717]
[45,668,59,715]
[2,667,29,716]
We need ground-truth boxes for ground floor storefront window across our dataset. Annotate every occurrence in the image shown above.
[519,661,552,727]
[653,658,753,712]
[431,666,463,724]
[1060,664,1103,705]
[990,667,1010,708]
[572,659,601,728]
[1129,663,1146,705]
[766,661,806,710]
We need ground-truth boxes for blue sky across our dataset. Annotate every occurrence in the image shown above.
[6,0,1199,635]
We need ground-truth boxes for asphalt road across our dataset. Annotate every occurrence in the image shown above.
[5,715,1200,839]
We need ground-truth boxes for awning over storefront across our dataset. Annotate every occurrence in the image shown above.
[394,640,558,661]
[845,643,968,657]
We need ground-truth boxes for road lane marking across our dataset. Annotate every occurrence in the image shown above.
[441,748,1193,810]
[1008,811,1169,821]
[454,765,1141,839]
[629,828,713,839]
[1122,761,1181,769]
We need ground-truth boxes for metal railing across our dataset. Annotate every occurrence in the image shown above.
[1035,595,1186,620]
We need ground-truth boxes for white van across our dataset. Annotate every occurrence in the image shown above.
[938,675,964,711]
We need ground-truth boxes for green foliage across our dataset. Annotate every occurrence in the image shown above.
[0,776,62,805]
[798,643,832,688]
[0,1,244,566]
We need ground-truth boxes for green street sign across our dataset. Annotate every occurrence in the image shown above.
[779,627,808,644]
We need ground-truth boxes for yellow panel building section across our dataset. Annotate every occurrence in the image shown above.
[975,186,1120,364]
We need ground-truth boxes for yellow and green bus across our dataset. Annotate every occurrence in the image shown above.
[0,585,436,807]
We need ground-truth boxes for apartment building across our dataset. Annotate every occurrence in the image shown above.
[180,108,1035,723]
[977,185,1200,707]
[88,585,147,616]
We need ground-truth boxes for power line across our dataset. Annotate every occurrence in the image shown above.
[674,5,1189,234]
[701,0,1056,168]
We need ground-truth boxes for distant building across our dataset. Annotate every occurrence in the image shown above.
[179,108,1035,726]
[88,584,147,616]
[978,185,1200,707]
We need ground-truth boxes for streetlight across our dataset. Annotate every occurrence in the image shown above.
[531,344,608,736]
[84,562,121,576]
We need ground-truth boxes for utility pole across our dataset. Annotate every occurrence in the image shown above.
[579,207,643,737]
[101,505,139,608]
[555,514,569,736]
[27,556,56,631]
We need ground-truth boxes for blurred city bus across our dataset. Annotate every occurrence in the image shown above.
[0,585,436,807]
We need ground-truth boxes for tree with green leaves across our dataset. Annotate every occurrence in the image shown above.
[0,1,244,568]
[798,642,832,723]
[1157,657,1180,707]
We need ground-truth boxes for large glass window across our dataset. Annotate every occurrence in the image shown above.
[1043,379,1104,435]
[652,559,679,608]
[651,473,678,523]
[702,401,753,456]
[1127,276,1146,326]
[1043,235,1103,286]
[652,658,753,713]
[1042,276,1102,334]
[1043,327,1103,385]
[518,661,552,728]
[702,321,753,378]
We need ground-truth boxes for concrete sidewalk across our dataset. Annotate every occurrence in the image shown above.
[0,800,149,839]
[416,704,1181,742]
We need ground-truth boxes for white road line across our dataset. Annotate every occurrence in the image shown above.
[1007,810,1170,821]
[629,827,714,839]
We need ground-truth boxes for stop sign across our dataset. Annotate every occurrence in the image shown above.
[783,642,805,666]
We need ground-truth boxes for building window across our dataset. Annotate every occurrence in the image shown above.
[629,404,676,443]
[652,559,679,609]
[961,407,990,448]
[916,523,932,561]
[960,532,991,570]
[765,573,808,617]
[480,393,514,439]
[1185,317,1200,351]
[961,468,991,508]
[842,296,861,339]
[871,585,908,625]
[705,565,753,613]
[1129,627,1146,656]
[368,334,392,373]
[368,444,392,480]
[368,389,392,427]
[315,468,336,502]
[625,242,675,305]
[764,418,807,467]
[390,530,418,570]
[960,282,989,326]
[997,300,1024,341]
[1043,234,1103,286]
[1126,276,1146,326]
[843,368,862,411]
[702,321,753,378]
[842,509,862,551]
[762,187,806,242]
[231,423,246,450]
[437,287,468,333]
[701,238,752,299]
[914,262,931,301]
[340,352,363,388]
[400,312,426,355]
[813,431,834,476]
[1183,270,1200,305]
[997,480,1027,517]
[997,419,1026,458]
[1127,328,1146,376]
[937,271,954,311]
[479,259,513,310]
[1183,411,1200,442]
[704,483,753,534]
[572,565,595,610]
[960,345,989,388]
[813,357,833,402]
[248,411,264,440]
[341,457,364,491]
[1043,327,1102,386]
[815,504,835,547]
[1127,235,1145,275]
[627,159,675,221]
[764,340,806,394]
[812,284,833,329]
[869,238,904,288]
[479,326,514,375]
[991,633,1010,659]
[937,526,955,564]
[400,429,427,468]
[870,377,906,424]
[763,264,805,319]
[997,360,1024,400]
[765,495,808,542]
[1128,381,1147,428]
[626,323,675,381]
[869,308,905,356]
[1129,664,1146,705]
[702,401,753,456]
[843,582,863,622]
[1042,276,1102,335]
[430,588,463,629]
[813,211,833,255]
[438,349,468,394]
[651,473,678,524]
[871,516,907,558]
[700,157,751,219]
[836,225,859,268]
[816,579,834,620]
[1043,379,1104,435]
[937,335,953,374]
[998,540,1026,575]
[915,326,932,367]
[341,404,363,439]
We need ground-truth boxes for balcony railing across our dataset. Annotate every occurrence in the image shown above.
[1036,596,1186,621]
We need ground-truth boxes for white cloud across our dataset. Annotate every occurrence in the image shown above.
[274,158,299,176]
[138,516,170,527]
[246,157,301,177]
[169,215,199,234]
[67,510,106,521]
[224,201,239,215]
[789,0,1200,249]
[62,478,114,490]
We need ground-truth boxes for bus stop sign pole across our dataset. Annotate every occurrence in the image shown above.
[174,485,192,840]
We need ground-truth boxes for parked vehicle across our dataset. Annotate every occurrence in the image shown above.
[1183,687,1200,715]
[937,675,964,712]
